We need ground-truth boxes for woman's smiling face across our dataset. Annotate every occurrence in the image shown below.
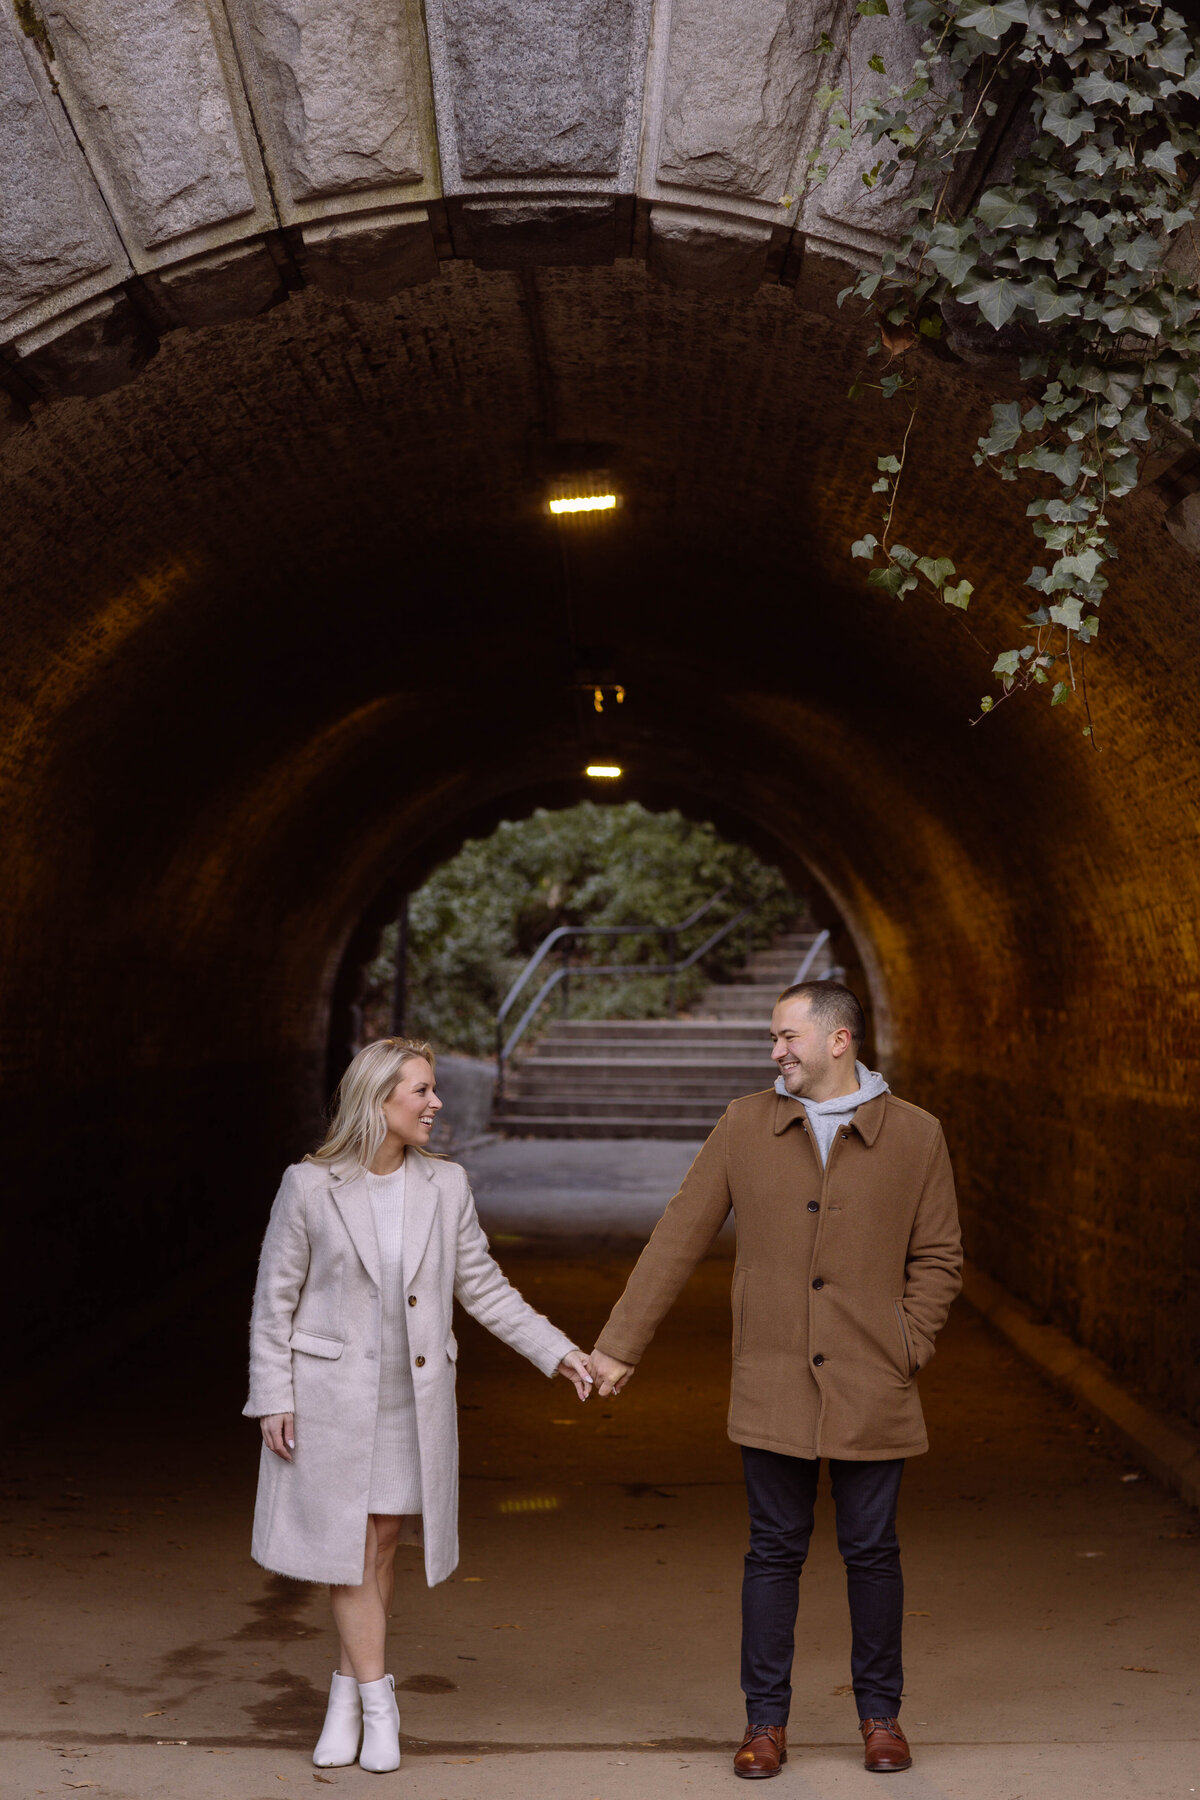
[381,1057,442,1148]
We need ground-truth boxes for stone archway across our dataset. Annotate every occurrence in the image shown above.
[1,5,1197,1439]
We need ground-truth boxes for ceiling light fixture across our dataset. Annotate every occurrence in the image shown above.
[549,493,617,515]
[585,763,622,779]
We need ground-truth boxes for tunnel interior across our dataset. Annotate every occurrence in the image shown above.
[2,256,1198,1429]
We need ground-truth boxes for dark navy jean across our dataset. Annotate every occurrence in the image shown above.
[740,1446,905,1726]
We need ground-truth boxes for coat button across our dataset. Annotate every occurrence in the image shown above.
[812,1278,824,1290]
[408,1295,417,1307]
[414,1355,425,1368]
[841,1129,851,1139]
[807,1200,819,1213]
[812,1354,825,1367]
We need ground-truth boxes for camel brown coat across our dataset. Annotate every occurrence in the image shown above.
[595,1088,962,1460]
[244,1153,576,1586]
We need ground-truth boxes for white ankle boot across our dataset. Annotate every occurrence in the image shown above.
[358,1673,401,1772]
[313,1669,362,1767]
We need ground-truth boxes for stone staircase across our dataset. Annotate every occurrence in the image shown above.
[492,926,832,1140]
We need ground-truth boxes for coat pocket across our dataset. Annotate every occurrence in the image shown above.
[445,1333,459,1362]
[289,1329,345,1359]
[892,1301,917,1377]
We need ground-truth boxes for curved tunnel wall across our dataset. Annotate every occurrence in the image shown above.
[2,258,1198,1432]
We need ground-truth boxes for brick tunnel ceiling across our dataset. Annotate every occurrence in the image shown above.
[2,261,1198,1429]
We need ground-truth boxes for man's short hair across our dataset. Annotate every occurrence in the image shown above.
[775,980,865,1049]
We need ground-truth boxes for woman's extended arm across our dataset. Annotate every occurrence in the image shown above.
[452,1178,579,1380]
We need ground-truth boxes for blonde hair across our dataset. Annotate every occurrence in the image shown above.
[308,1037,438,1173]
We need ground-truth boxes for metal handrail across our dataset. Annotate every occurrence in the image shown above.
[495,889,758,1095]
[791,928,831,984]
[496,884,732,1039]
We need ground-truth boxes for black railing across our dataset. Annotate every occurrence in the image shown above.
[494,885,759,1097]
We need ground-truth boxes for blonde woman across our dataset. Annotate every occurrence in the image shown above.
[244,1037,592,1772]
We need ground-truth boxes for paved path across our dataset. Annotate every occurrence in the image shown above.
[2,1142,1197,1799]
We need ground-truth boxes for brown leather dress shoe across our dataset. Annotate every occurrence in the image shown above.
[860,1716,912,1772]
[734,1724,787,1778]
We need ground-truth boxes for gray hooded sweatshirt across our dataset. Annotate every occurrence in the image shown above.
[773,1059,891,1166]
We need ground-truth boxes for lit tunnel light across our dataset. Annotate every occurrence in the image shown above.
[548,492,617,514]
[586,763,623,779]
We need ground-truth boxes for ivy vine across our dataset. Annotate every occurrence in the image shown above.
[801,0,1200,737]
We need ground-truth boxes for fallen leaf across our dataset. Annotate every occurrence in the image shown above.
[881,319,919,358]
[491,1622,522,1630]
[314,1776,334,1785]
[904,1610,931,1617]
[461,1576,485,1583]
[1121,1665,1160,1673]
[156,1739,188,1745]
[142,1710,165,1718]
[65,1784,97,1789]
[831,1683,854,1697]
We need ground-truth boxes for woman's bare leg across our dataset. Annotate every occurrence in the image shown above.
[330,1515,401,1682]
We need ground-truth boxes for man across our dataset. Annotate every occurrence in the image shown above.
[589,982,961,1779]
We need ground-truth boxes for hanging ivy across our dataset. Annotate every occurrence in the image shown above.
[801,1,1200,736]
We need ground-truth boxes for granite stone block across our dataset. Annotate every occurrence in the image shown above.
[43,0,258,249]
[0,19,126,328]
[657,0,834,202]
[443,0,634,178]
[230,0,425,204]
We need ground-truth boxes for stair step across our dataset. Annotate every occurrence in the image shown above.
[491,1114,715,1140]
[494,920,804,1141]
[510,1079,771,1101]
[500,1094,757,1120]
[539,1029,766,1044]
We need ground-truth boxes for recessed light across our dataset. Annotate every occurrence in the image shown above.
[585,763,622,779]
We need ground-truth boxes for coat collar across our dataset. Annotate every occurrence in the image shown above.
[772,1090,887,1145]
[328,1167,380,1288]
[328,1150,444,1288]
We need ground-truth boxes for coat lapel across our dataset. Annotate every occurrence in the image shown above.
[329,1168,381,1289]
[403,1152,442,1283]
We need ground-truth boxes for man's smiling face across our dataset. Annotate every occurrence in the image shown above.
[769,994,845,1100]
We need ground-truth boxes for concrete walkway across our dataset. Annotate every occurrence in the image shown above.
[2,1142,1197,1800]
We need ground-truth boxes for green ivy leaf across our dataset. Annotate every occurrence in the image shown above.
[916,556,956,588]
[979,400,1023,455]
[856,0,890,14]
[1051,680,1072,706]
[957,274,1023,328]
[851,534,880,560]
[927,244,978,284]
[868,52,887,73]
[993,650,1021,677]
[957,1,1029,39]
[975,186,1040,232]
[943,579,974,609]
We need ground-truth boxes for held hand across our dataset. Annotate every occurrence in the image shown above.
[557,1350,594,1402]
[589,1348,634,1398]
[261,1413,295,1461]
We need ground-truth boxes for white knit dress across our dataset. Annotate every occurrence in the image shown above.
[365,1164,423,1515]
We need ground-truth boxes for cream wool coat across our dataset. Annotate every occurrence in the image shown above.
[244,1153,576,1587]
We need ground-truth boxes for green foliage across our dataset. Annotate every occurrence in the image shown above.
[811,0,1200,734]
[360,803,800,1058]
